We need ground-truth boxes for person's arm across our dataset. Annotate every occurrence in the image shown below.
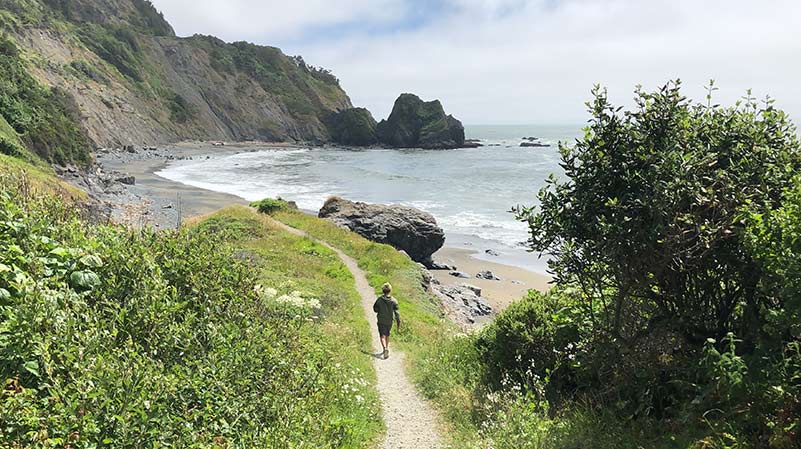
[373,298,380,314]
[393,301,401,328]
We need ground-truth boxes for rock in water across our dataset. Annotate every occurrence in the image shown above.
[326,107,378,146]
[318,196,445,267]
[376,93,466,149]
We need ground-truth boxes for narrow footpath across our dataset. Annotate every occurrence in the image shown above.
[270,219,445,449]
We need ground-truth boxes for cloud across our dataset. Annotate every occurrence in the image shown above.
[151,0,801,125]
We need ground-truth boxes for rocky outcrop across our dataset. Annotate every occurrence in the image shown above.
[376,93,465,149]
[318,196,445,267]
[433,282,493,326]
[326,108,378,146]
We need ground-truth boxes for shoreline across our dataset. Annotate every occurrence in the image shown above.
[93,141,551,313]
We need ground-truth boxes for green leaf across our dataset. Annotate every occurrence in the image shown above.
[70,270,101,291]
[79,254,103,268]
[49,247,69,257]
[23,360,39,377]
[0,263,10,273]
[0,288,9,301]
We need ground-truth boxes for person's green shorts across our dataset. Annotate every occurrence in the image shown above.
[378,322,392,337]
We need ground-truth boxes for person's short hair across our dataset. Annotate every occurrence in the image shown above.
[382,283,392,294]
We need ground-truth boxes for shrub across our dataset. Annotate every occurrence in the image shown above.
[476,288,583,398]
[517,81,801,349]
[0,175,380,447]
[251,197,292,215]
[166,91,194,123]
[68,59,107,84]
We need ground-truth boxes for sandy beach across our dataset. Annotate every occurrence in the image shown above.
[94,141,551,313]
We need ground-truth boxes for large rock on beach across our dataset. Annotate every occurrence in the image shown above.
[376,93,466,149]
[318,196,445,267]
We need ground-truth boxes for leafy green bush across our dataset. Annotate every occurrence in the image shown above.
[419,83,801,448]
[166,91,194,123]
[251,197,292,215]
[475,289,584,399]
[514,81,801,414]
[68,59,107,84]
[0,174,380,447]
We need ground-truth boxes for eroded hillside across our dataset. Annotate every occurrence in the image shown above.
[0,0,352,149]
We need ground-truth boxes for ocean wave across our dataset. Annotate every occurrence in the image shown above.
[437,211,529,247]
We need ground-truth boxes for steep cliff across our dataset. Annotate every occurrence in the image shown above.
[0,0,353,149]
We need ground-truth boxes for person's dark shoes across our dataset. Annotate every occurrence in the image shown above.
[383,349,389,359]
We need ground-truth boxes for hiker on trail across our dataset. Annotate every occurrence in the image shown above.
[373,283,401,359]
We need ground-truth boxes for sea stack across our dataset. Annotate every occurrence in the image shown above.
[376,93,466,149]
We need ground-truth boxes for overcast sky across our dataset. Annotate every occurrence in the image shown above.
[151,0,801,125]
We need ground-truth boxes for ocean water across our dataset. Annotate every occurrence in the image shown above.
[156,125,583,273]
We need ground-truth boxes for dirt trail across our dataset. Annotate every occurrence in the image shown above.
[271,219,445,449]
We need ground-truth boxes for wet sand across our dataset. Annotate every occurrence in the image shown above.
[431,246,551,311]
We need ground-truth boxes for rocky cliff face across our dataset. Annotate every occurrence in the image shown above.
[1,0,353,148]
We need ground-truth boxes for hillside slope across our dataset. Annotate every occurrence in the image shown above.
[0,0,352,149]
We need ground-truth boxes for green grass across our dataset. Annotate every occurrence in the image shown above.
[271,208,474,443]
[273,209,450,347]
[188,206,384,447]
[0,153,86,200]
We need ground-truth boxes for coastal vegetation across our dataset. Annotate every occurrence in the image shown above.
[413,82,801,448]
[0,165,383,447]
[0,34,90,166]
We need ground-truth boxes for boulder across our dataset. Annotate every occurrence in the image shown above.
[450,271,471,279]
[476,270,501,281]
[318,196,445,267]
[463,139,483,148]
[376,93,466,149]
[430,261,457,271]
[326,107,378,146]
[115,175,136,185]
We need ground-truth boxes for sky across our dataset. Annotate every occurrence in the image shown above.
[150,0,801,125]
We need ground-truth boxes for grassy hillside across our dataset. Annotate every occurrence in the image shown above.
[0,170,382,447]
